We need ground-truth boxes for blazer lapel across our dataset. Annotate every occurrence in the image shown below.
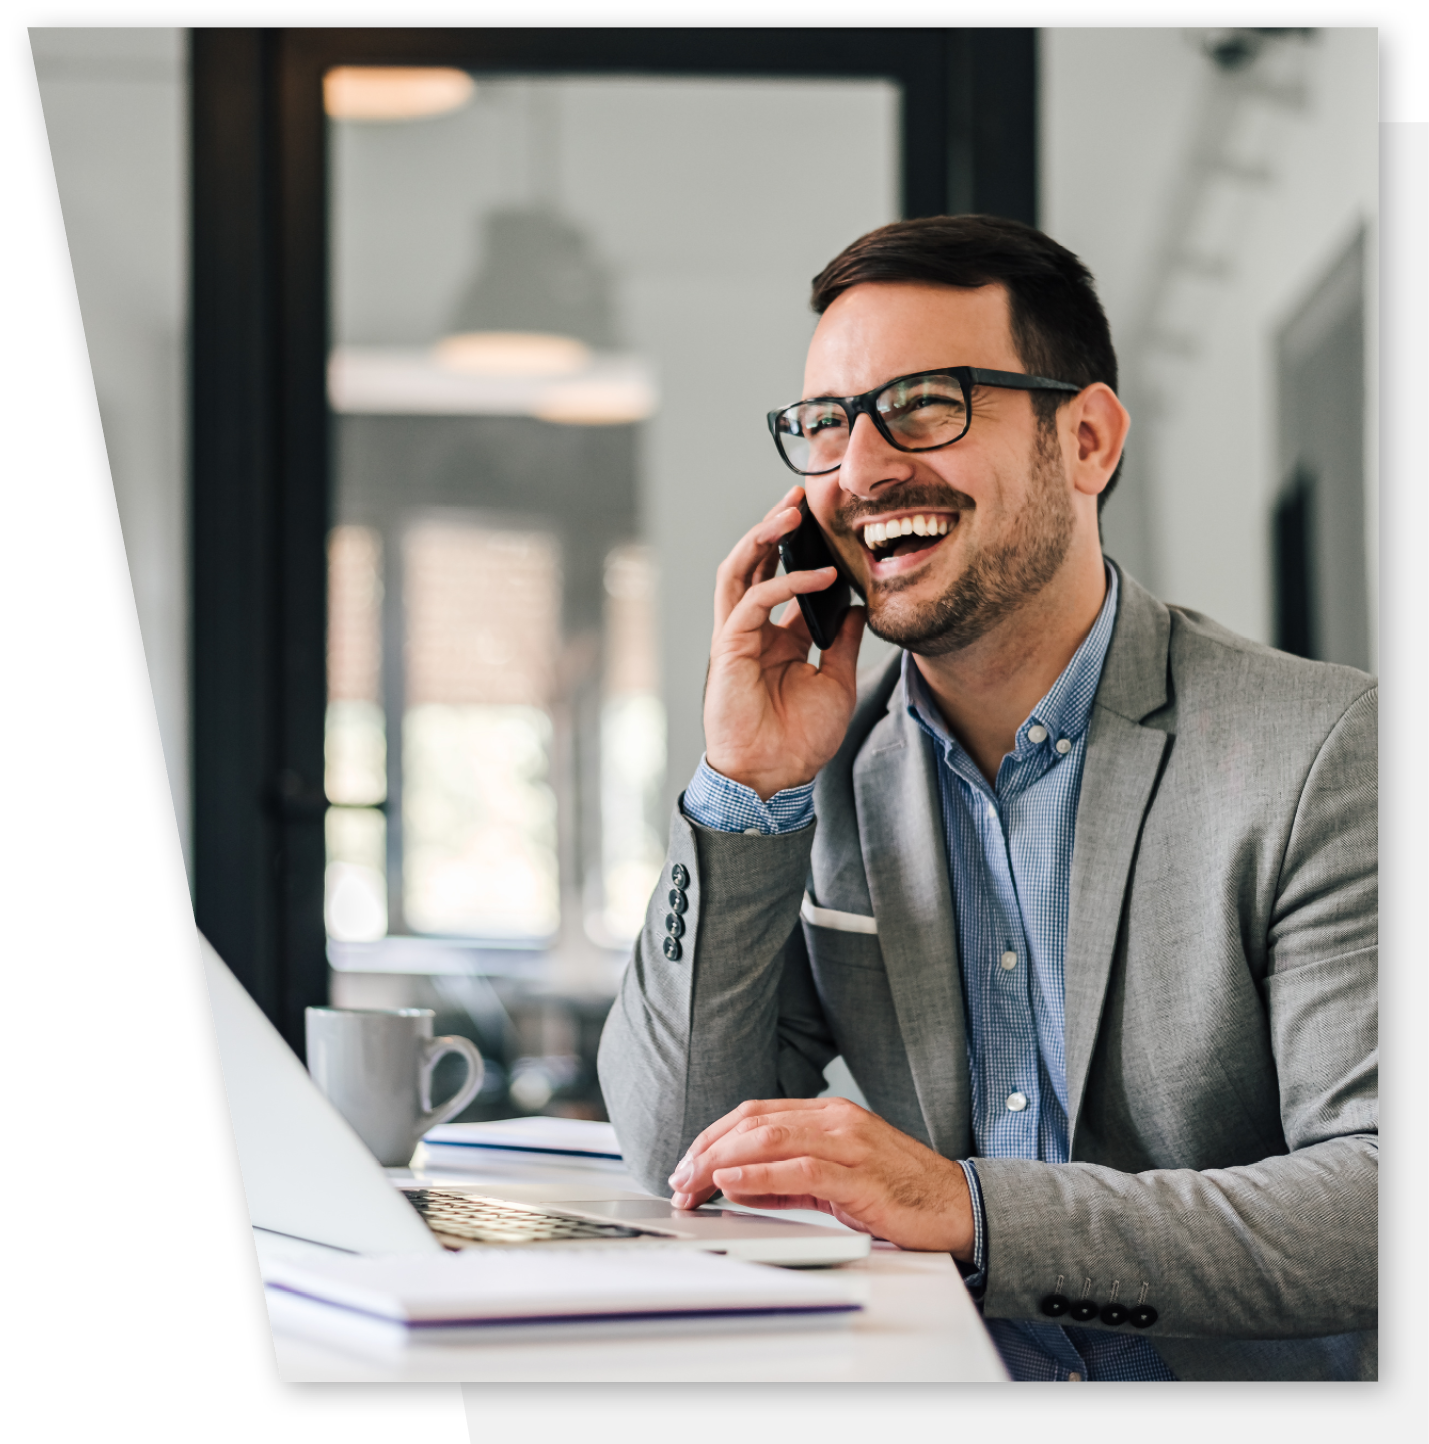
[1063,568,1172,1145]
[853,689,972,1159]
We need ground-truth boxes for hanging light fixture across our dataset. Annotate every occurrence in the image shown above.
[431,207,654,423]
[535,374,658,426]
[433,332,591,378]
[324,67,476,123]
[327,89,657,425]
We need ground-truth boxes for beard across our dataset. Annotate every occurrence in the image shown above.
[848,423,1076,657]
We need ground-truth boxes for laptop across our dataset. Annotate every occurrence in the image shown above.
[200,935,870,1268]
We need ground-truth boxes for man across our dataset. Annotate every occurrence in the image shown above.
[596,215,1377,1381]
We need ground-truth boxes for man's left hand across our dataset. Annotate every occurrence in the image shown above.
[666,1097,976,1260]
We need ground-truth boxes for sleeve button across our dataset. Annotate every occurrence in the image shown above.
[1099,1302,1129,1326]
[1039,1294,1070,1318]
[668,888,688,913]
[1068,1299,1100,1323]
[662,935,683,961]
[664,912,685,937]
[1128,1304,1159,1329]
[671,863,690,888]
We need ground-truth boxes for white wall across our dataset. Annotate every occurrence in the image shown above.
[31,27,190,865]
[1042,28,1378,663]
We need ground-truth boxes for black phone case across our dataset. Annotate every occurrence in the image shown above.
[777,500,854,651]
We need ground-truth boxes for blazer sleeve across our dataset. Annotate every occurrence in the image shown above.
[972,686,1378,1340]
[595,803,837,1197]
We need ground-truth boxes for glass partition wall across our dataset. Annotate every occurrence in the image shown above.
[191,30,1036,1096]
[323,74,897,965]
[319,74,895,1116]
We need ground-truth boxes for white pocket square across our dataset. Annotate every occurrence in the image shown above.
[800,892,878,935]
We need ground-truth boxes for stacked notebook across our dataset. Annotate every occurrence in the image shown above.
[419,1116,625,1170]
[262,1242,863,1352]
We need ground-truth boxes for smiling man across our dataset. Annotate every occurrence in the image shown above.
[596,215,1377,1382]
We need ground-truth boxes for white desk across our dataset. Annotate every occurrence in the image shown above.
[267,1150,1008,1383]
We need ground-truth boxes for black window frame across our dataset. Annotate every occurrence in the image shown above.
[190,26,1038,1050]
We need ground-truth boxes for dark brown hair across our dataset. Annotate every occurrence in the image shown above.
[811,214,1123,504]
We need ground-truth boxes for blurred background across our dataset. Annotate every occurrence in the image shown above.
[32,26,1376,1123]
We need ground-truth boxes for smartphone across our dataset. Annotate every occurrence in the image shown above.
[777,499,856,651]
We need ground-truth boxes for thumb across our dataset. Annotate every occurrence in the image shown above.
[816,604,867,690]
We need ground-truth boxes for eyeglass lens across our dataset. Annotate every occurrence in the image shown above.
[776,372,970,474]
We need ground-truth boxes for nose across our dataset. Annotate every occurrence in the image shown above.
[837,413,915,501]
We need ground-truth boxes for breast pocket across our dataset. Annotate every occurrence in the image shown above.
[800,890,885,977]
[800,891,878,941]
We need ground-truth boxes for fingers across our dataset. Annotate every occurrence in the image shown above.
[712,1156,865,1212]
[763,483,805,523]
[682,1097,841,1163]
[713,1185,878,1239]
[669,1099,869,1197]
[712,489,805,634]
[668,1098,827,1196]
[751,544,784,589]
[715,568,837,658]
[773,591,815,649]
[670,1188,715,1211]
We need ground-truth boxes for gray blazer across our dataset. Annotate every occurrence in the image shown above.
[597,566,1377,1381]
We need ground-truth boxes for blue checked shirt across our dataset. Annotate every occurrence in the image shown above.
[684,565,1176,1382]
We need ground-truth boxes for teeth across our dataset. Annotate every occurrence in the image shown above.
[864,515,952,552]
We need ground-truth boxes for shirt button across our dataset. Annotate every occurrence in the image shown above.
[1027,724,1048,744]
[1055,738,1072,755]
[1000,950,1018,971]
[743,827,761,836]
[1067,1372,1083,1383]
[1006,1091,1028,1112]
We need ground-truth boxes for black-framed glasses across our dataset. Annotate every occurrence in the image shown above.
[766,366,1082,477]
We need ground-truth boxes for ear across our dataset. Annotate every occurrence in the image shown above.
[1063,383,1130,499]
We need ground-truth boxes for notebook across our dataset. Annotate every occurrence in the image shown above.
[421,1116,624,1167]
[261,1241,863,1352]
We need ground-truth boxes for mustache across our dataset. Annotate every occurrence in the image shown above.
[826,486,977,537]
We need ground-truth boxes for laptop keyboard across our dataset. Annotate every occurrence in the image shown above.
[403,1189,669,1245]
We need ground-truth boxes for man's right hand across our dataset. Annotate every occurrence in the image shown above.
[703,485,867,800]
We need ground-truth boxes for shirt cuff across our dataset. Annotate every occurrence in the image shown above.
[680,756,817,835]
[956,1158,988,1298]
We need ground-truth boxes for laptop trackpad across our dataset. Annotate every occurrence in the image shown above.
[567,1199,801,1227]
[567,1199,692,1219]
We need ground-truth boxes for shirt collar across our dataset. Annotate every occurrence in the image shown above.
[901,561,1120,781]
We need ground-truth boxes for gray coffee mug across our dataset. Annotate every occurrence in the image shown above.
[305,1007,484,1166]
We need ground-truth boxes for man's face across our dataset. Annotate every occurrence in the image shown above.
[802,281,1078,655]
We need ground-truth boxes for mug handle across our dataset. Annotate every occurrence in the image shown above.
[418,1034,485,1134]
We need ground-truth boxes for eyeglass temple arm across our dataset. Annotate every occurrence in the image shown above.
[964,368,1082,393]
